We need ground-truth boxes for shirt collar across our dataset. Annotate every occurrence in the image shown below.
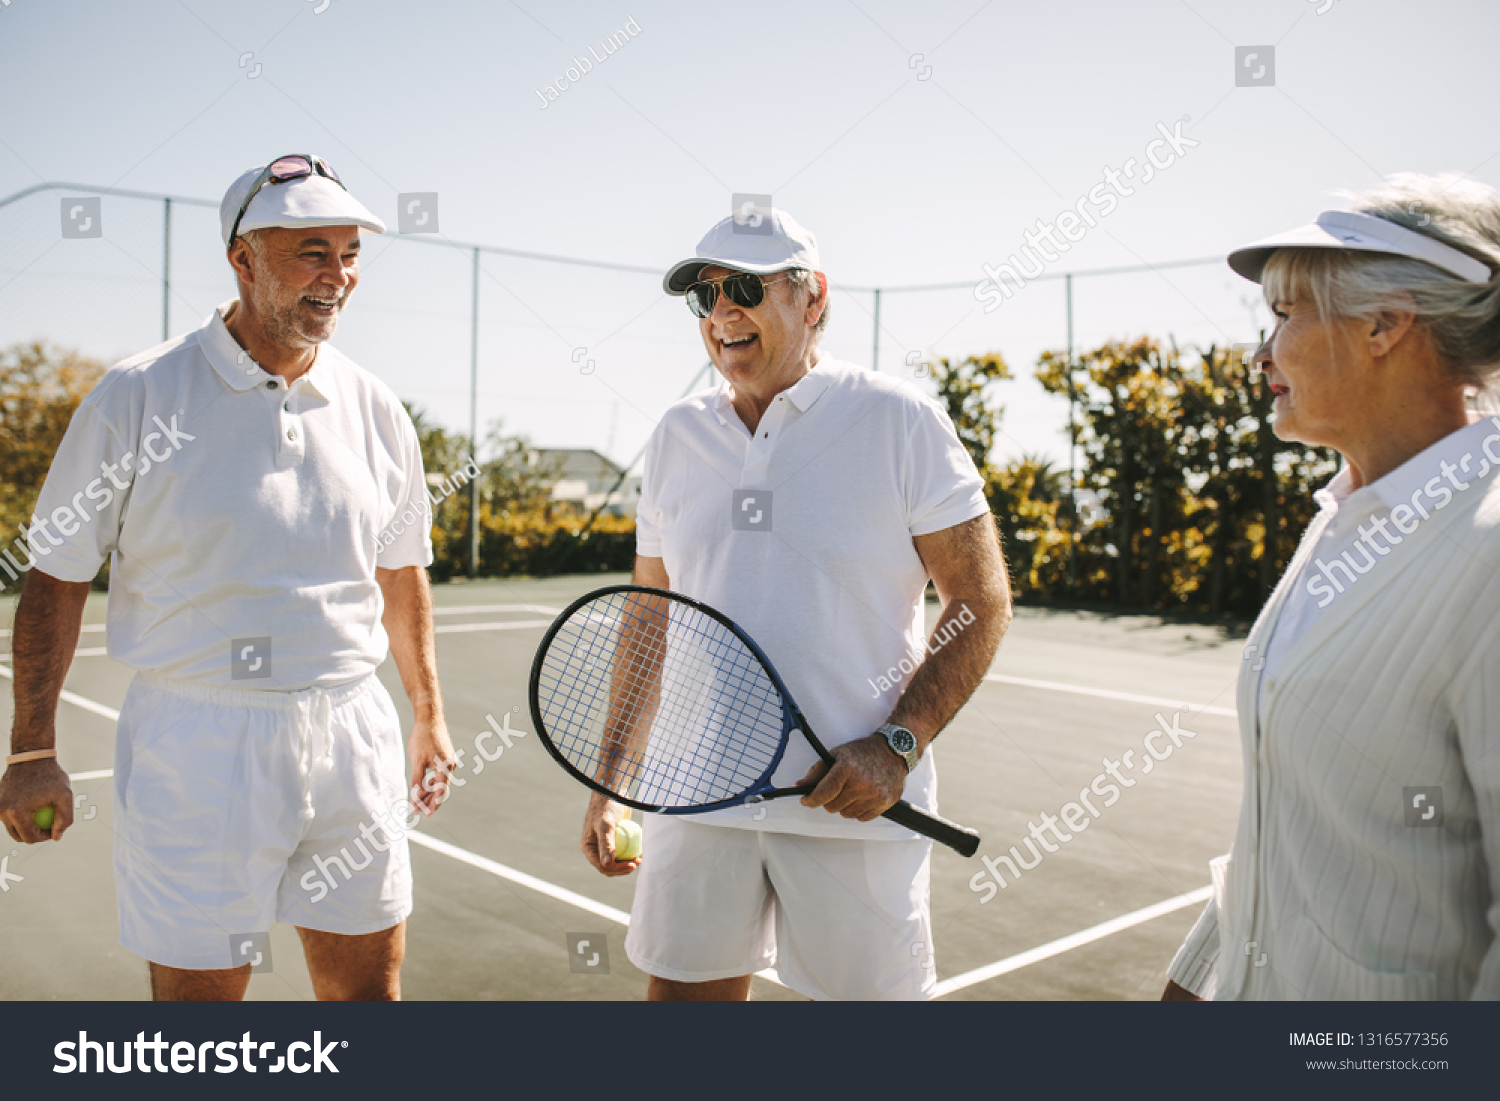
[1313,465,1358,514]
[710,360,834,424]
[202,300,331,399]
[1371,412,1500,511]
[783,362,833,412]
[1313,412,1500,516]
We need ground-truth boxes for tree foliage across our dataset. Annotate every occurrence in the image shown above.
[4,338,1343,610]
[1026,337,1336,614]
[1,342,105,591]
[925,352,1012,474]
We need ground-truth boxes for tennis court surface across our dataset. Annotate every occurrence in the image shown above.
[0,573,1246,1000]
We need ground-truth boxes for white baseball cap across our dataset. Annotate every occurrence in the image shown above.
[219,158,386,248]
[1228,209,1493,285]
[663,207,821,294]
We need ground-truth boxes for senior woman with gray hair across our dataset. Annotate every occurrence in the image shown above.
[1164,173,1500,1001]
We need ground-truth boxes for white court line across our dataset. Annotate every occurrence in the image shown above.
[25,674,1211,997]
[0,623,106,638]
[0,647,109,660]
[932,885,1214,997]
[432,619,555,635]
[403,832,789,986]
[984,674,1237,719]
[407,830,631,925]
[0,663,122,721]
[431,604,562,617]
[48,755,1211,998]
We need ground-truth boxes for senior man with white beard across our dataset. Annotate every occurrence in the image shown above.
[0,156,455,1000]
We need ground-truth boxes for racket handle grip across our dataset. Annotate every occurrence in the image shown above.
[882,800,981,858]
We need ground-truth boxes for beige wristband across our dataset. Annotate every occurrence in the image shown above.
[6,749,58,766]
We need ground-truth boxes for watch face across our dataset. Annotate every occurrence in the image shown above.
[889,728,916,753]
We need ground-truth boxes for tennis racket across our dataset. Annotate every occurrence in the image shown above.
[528,584,981,857]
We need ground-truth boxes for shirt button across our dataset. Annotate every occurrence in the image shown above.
[266,381,278,390]
[287,429,296,440]
[283,402,291,411]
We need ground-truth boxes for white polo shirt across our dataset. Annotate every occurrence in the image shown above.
[25,302,432,689]
[634,356,989,839]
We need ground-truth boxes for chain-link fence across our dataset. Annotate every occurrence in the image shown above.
[2,180,1270,472]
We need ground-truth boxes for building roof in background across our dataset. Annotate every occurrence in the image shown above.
[533,448,623,482]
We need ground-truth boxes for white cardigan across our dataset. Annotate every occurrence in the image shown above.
[1169,443,1500,1000]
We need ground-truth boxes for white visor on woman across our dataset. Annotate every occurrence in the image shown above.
[1227,209,1493,286]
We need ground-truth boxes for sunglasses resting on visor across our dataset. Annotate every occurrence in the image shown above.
[229,154,345,245]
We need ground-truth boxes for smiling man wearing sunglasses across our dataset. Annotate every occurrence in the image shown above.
[578,207,1012,1000]
[1,157,455,1000]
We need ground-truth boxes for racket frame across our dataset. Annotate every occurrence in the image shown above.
[529,584,981,857]
[529,584,803,815]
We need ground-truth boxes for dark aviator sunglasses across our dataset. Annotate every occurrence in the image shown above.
[685,271,794,319]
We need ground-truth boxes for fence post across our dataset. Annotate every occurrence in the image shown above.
[1066,272,1076,587]
[162,197,171,341]
[871,287,881,371]
[468,246,480,578]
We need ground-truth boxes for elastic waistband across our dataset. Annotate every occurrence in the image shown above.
[132,670,377,710]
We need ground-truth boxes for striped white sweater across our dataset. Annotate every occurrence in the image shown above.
[1169,446,1500,1000]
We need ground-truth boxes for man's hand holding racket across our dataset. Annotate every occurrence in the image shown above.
[532,586,981,858]
[797,734,910,822]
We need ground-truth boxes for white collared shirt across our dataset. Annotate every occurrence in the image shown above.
[634,356,989,838]
[24,302,432,689]
[1259,413,1500,708]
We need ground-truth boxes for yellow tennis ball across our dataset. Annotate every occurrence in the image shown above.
[612,818,643,861]
[33,806,55,831]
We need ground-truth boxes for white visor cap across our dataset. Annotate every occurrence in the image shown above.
[664,207,820,294]
[1228,209,1493,286]
[220,163,386,248]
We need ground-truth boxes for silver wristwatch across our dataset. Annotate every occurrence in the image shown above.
[876,722,920,773]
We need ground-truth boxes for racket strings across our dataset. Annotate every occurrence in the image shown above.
[536,591,785,807]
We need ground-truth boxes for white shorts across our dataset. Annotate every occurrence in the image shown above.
[624,816,934,1000]
[113,671,414,970]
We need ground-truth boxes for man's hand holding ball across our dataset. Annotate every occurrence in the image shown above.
[0,757,73,844]
[613,816,643,861]
[581,792,643,876]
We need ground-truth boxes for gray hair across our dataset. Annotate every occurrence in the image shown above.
[236,227,267,253]
[784,267,831,338]
[1261,172,1500,393]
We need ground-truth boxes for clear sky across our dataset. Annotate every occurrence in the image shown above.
[3,0,1497,473]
